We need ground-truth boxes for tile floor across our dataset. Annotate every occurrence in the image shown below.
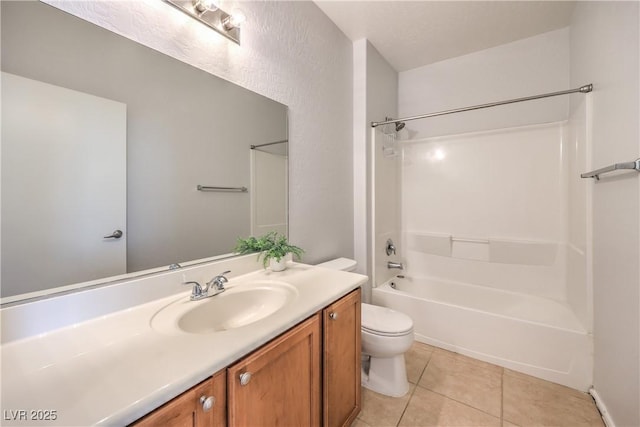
[353,342,604,427]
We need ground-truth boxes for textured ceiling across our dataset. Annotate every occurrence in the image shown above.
[314,1,576,72]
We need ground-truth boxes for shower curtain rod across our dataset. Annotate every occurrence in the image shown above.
[250,139,288,149]
[371,84,593,128]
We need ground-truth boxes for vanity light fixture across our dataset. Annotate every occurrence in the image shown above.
[164,0,244,44]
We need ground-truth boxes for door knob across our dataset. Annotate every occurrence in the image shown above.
[329,312,338,320]
[104,230,123,239]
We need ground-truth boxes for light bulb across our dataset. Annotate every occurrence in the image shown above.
[193,0,218,13]
[222,9,246,30]
[229,10,246,27]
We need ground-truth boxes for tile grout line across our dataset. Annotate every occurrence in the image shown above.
[395,383,418,427]
[396,352,433,427]
[417,350,504,421]
[385,344,601,427]
[417,385,503,422]
[501,368,504,427]
[425,348,506,422]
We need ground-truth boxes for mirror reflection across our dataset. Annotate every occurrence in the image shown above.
[0,1,288,300]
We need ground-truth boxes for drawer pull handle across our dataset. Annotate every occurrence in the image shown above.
[239,372,252,386]
[200,395,215,412]
[329,312,338,320]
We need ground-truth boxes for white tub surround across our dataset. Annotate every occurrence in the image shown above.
[1,263,366,426]
[374,117,593,392]
[373,276,592,391]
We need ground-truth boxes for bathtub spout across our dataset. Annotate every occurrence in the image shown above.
[387,261,404,270]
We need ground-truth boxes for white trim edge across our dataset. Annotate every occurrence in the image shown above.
[590,387,615,427]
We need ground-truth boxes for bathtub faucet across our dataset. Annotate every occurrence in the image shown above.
[387,261,404,270]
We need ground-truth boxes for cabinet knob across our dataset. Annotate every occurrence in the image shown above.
[200,395,215,412]
[239,372,252,386]
[329,312,338,320]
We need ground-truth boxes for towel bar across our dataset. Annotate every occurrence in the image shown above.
[197,185,248,192]
[581,158,640,180]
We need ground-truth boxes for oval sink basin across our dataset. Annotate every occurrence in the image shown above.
[151,280,298,335]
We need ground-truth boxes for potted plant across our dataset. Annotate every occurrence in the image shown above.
[234,232,304,271]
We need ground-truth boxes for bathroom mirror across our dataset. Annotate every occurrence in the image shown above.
[0,1,288,301]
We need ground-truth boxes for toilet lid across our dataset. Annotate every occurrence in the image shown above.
[316,257,357,272]
[361,303,413,336]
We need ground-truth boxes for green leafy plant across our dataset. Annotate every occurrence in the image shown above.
[233,235,272,254]
[234,232,304,268]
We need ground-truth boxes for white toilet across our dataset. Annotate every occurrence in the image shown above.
[316,258,414,397]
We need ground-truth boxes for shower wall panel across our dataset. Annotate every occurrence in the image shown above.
[401,122,570,300]
[565,94,591,330]
[373,130,401,287]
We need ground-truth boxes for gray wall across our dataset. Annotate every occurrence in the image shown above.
[570,2,639,425]
[45,0,354,266]
[399,28,571,139]
[2,1,287,275]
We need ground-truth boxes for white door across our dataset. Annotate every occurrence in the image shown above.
[250,148,288,236]
[1,72,127,297]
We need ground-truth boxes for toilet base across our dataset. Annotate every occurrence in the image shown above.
[361,354,410,397]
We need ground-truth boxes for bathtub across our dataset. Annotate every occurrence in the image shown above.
[372,276,592,391]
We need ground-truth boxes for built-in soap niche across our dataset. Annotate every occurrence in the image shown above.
[406,231,558,266]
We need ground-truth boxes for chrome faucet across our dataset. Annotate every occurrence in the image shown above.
[183,270,230,301]
[183,281,208,301]
[387,261,404,270]
[206,270,230,295]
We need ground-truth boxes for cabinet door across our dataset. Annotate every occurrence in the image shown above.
[323,288,361,427]
[199,370,227,427]
[130,370,226,427]
[227,314,321,427]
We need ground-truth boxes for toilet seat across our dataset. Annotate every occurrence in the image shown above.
[361,303,413,337]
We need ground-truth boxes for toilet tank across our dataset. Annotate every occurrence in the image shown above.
[316,257,357,272]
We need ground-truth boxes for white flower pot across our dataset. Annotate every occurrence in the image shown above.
[269,258,287,272]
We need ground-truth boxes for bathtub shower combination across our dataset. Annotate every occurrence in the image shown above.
[374,275,591,390]
[371,89,593,391]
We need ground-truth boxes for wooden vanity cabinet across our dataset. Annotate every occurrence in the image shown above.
[323,288,361,427]
[227,314,322,427]
[131,289,360,427]
[131,370,226,427]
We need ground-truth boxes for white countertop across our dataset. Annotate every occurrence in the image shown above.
[1,263,366,426]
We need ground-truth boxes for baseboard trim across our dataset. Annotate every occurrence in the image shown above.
[589,387,615,427]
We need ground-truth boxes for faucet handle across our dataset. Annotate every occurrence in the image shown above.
[386,239,396,256]
[207,270,231,290]
[183,281,205,299]
[216,270,231,283]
